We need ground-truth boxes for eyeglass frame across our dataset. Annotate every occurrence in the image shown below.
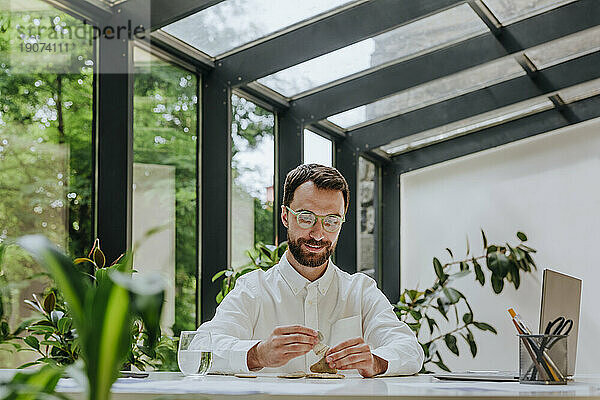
[285,206,346,233]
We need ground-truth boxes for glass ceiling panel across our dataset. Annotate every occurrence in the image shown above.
[327,56,525,129]
[525,26,600,70]
[380,97,554,156]
[481,0,575,25]
[257,4,488,98]
[161,0,359,57]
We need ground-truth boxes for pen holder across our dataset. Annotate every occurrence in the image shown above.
[518,334,567,385]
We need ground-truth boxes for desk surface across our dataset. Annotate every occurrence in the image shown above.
[52,372,600,400]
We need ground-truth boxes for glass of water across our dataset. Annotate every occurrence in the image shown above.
[178,330,212,377]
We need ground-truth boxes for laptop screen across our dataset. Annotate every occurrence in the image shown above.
[539,269,582,376]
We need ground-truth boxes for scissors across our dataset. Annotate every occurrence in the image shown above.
[544,316,573,336]
[528,316,572,381]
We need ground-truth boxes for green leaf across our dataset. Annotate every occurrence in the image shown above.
[463,331,477,357]
[473,322,497,334]
[211,270,227,282]
[490,273,504,294]
[517,231,528,241]
[459,261,469,271]
[426,316,437,335]
[466,235,470,256]
[444,334,459,356]
[43,292,56,314]
[442,287,462,304]
[94,246,106,269]
[433,257,444,280]
[445,248,453,258]
[487,251,510,278]
[481,229,487,249]
[462,313,473,324]
[436,299,448,321]
[434,360,451,372]
[473,258,485,286]
[24,335,40,350]
[407,322,421,332]
[409,310,422,321]
[57,317,71,335]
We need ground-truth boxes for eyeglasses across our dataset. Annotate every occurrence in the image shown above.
[285,206,345,233]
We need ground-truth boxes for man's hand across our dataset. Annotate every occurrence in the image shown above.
[247,325,318,370]
[325,337,388,377]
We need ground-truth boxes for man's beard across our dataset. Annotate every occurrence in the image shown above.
[287,234,336,268]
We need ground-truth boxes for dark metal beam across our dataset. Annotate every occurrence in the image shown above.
[334,141,358,275]
[392,94,600,174]
[275,112,303,245]
[95,20,132,262]
[380,162,401,302]
[150,0,225,30]
[201,73,230,322]
[218,0,462,85]
[120,0,225,31]
[44,0,112,23]
[349,51,600,151]
[292,0,599,124]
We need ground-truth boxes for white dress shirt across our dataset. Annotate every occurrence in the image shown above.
[198,252,424,376]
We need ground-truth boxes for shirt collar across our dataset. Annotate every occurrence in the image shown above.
[278,251,336,296]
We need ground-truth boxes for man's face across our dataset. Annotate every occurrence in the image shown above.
[281,181,345,268]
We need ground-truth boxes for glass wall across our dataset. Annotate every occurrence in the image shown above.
[132,46,198,333]
[230,94,275,268]
[357,157,377,278]
[303,129,333,166]
[0,0,93,366]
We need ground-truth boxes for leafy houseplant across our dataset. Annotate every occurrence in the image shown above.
[13,239,177,372]
[3,235,165,400]
[212,242,287,304]
[395,231,537,372]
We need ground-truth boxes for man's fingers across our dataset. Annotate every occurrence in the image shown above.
[275,325,318,337]
[327,343,369,362]
[330,353,370,368]
[327,337,364,355]
[281,343,314,353]
[280,334,318,344]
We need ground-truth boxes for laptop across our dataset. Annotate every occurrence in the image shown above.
[434,269,581,382]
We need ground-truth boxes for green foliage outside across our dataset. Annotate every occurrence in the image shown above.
[132,48,198,334]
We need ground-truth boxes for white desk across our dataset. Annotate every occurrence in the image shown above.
[52,372,600,400]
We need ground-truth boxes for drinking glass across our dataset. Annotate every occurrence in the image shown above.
[178,330,212,377]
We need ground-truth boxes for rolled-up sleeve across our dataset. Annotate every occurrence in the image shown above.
[361,279,424,376]
[197,273,261,374]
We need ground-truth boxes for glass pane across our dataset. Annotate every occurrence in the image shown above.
[328,57,524,129]
[303,130,333,166]
[0,1,93,367]
[482,0,575,25]
[133,47,198,333]
[257,4,488,97]
[231,94,275,267]
[162,0,358,57]
[525,26,600,70]
[357,157,376,277]
[380,97,554,155]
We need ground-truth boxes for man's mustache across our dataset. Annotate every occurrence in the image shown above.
[297,238,332,247]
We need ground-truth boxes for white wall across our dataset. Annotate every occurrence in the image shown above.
[400,117,600,375]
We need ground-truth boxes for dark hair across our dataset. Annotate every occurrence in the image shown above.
[283,164,349,211]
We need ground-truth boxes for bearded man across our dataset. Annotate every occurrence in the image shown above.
[198,164,423,377]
